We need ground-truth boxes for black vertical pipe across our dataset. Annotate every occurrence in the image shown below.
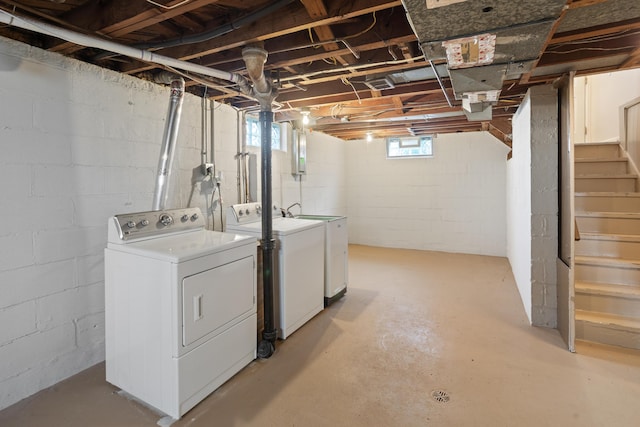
[259,110,277,356]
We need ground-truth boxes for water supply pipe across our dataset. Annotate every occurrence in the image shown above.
[152,75,185,211]
[242,45,279,359]
[0,10,251,95]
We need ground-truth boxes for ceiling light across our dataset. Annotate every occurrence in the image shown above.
[300,109,311,125]
[366,132,373,142]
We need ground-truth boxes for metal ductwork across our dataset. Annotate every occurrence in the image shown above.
[152,75,184,211]
[402,0,567,120]
[241,45,278,359]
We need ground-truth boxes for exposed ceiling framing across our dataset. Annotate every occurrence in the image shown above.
[0,0,638,142]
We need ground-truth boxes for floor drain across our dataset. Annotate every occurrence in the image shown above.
[431,390,450,403]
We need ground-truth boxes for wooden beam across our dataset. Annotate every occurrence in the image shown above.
[120,0,402,74]
[50,0,223,54]
[550,20,640,45]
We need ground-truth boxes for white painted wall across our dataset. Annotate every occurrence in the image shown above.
[346,132,510,256]
[243,127,348,216]
[574,68,640,143]
[508,95,533,322]
[507,85,559,327]
[0,36,216,409]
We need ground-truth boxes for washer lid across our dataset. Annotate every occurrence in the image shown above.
[226,217,324,237]
[107,230,256,262]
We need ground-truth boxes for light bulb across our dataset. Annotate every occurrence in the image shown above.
[366,133,373,142]
[302,115,309,125]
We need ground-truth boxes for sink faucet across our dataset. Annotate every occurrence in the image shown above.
[285,202,301,218]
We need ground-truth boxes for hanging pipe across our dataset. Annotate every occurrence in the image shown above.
[133,0,295,50]
[152,75,184,211]
[0,10,251,95]
[236,110,244,205]
[242,45,278,358]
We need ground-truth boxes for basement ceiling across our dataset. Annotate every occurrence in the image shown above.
[0,0,639,143]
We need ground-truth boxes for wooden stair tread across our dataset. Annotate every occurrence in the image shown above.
[575,174,637,179]
[575,192,640,197]
[578,232,640,242]
[575,281,640,298]
[575,157,627,163]
[575,211,640,219]
[575,256,640,268]
[575,310,640,330]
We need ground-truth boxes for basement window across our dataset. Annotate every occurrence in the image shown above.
[386,136,433,158]
[246,116,283,151]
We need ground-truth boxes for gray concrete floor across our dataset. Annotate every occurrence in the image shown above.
[1,245,640,426]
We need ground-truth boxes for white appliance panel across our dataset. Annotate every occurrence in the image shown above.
[182,256,255,346]
[105,208,257,420]
[327,217,348,297]
[279,224,324,337]
[178,313,256,415]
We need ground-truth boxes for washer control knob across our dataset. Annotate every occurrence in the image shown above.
[191,213,199,221]
[256,205,262,215]
[159,213,173,226]
[140,219,149,227]
[181,214,189,222]
[126,221,136,229]
[238,210,244,216]
[245,209,250,215]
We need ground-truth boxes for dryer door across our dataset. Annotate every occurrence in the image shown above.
[182,256,255,347]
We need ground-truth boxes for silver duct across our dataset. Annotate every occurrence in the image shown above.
[152,76,185,211]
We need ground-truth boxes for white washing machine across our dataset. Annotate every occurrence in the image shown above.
[226,203,324,340]
[296,215,348,306]
[105,207,257,420]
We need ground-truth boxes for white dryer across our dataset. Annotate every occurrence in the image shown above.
[105,207,257,420]
[226,203,324,340]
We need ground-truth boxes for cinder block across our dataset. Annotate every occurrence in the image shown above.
[32,165,73,196]
[76,254,104,286]
[36,282,104,331]
[0,301,37,345]
[34,227,105,263]
[73,194,131,227]
[0,165,31,198]
[76,311,105,349]
[0,322,75,382]
[0,260,75,309]
[0,90,33,130]
[0,232,34,271]
[1,128,71,166]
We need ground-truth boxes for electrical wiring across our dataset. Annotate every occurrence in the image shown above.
[546,46,637,54]
[146,0,192,10]
[341,77,361,104]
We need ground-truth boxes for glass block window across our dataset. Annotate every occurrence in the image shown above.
[246,116,283,150]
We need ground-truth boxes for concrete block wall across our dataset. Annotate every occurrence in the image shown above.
[0,37,230,410]
[508,85,558,327]
[345,132,510,256]
[245,127,348,217]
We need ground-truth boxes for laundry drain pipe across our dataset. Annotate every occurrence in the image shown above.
[151,75,185,211]
[242,45,278,359]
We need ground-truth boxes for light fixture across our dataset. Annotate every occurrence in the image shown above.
[300,108,311,126]
[366,132,373,142]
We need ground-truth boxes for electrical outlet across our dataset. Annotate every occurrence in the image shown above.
[202,163,214,176]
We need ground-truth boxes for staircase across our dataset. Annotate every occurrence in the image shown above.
[574,142,640,350]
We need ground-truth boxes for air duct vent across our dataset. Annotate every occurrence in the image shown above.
[364,76,395,91]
